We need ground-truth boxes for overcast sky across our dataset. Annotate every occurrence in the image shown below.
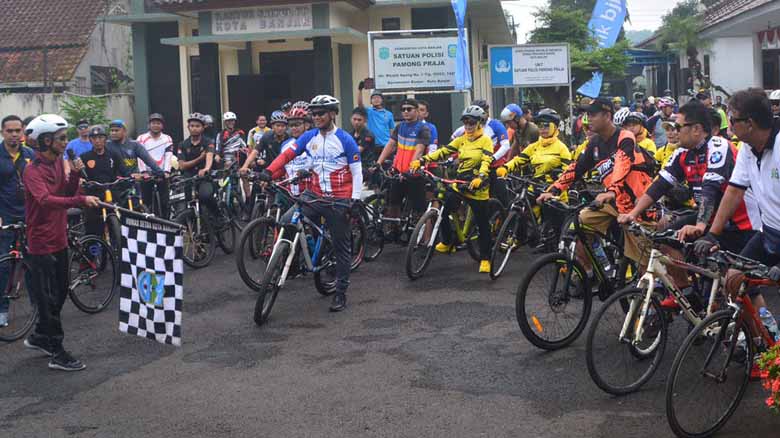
[502,0,687,42]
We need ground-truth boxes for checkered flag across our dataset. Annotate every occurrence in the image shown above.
[118,215,184,346]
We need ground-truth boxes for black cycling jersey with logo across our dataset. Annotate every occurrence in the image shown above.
[175,136,215,177]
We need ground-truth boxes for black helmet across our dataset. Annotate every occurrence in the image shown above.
[88,125,107,137]
[534,108,561,126]
[148,113,165,123]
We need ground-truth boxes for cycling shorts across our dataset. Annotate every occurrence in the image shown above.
[387,176,427,213]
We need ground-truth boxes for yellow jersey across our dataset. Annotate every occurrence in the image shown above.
[424,131,493,200]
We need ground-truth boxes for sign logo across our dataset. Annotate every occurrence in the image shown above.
[448,44,457,58]
[709,151,722,164]
[87,160,96,169]
[138,270,165,307]
[378,47,390,60]
[494,59,511,73]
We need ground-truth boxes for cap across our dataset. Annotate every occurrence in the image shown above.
[584,97,614,114]
[109,119,126,128]
[696,90,711,100]
[76,119,89,128]
[148,113,165,123]
[370,90,383,98]
[612,96,622,103]
[89,125,107,137]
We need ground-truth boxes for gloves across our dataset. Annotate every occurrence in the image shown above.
[496,166,508,178]
[409,159,422,172]
[693,232,720,257]
[258,169,273,182]
[358,81,365,90]
[769,265,780,283]
[469,177,483,191]
[349,200,363,218]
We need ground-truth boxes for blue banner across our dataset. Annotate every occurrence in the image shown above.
[577,0,627,97]
[451,0,472,90]
[489,46,513,87]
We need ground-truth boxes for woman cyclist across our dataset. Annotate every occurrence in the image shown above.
[614,109,657,156]
[409,105,495,273]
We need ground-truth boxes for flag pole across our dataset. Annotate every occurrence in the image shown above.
[96,201,184,230]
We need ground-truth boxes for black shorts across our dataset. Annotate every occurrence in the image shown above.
[387,176,427,213]
[739,231,780,267]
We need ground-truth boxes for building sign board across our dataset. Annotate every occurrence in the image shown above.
[371,35,461,91]
[212,4,313,35]
[489,43,571,88]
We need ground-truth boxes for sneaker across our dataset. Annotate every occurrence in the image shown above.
[435,243,454,253]
[24,335,55,357]
[329,292,347,312]
[479,260,491,273]
[0,311,7,327]
[48,351,86,372]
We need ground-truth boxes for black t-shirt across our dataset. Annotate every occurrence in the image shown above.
[351,126,377,162]
[255,131,289,164]
[80,148,127,184]
[175,136,215,177]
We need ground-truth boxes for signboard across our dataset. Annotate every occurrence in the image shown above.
[370,33,461,91]
[212,4,312,35]
[489,44,571,88]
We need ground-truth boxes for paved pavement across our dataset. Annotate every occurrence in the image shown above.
[2,244,780,437]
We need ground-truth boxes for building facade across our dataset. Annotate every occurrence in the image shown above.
[109,0,514,140]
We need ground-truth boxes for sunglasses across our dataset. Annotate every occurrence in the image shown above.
[77,125,89,130]
[401,106,416,112]
[311,110,328,117]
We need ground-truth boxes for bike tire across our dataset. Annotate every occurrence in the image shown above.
[665,309,751,438]
[254,240,290,326]
[214,210,237,255]
[106,214,122,261]
[349,212,367,271]
[0,256,37,342]
[236,217,277,291]
[466,198,504,262]
[405,209,440,280]
[515,253,591,350]
[176,209,217,269]
[585,287,668,395]
[489,211,523,280]
[362,194,385,262]
[68,236,118,314]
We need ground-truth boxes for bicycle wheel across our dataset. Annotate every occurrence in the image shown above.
[516,253,591,350]
[466,198,504,262]
[105,214,122,261]
[236,217,277,291]
[489,211,525,280]
[349,212,366,271]
[313,236,338,296]
[254,240,290,326]
[666,309,751,438]
[214,208,237,255]
[362,194,385,262]
[586,287,667,395]
[0,256,37,342]
[405,209,439,280]
[68,236,118,314]
[176,209,216,269]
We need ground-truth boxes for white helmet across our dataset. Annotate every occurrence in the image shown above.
[25,114,68,141]
[613,107,631,126]
[770,90,780,101]
[309,95,340,113]
[222,111,237,121]
[461,105,486,121]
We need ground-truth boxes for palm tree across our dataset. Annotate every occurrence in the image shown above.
[654,1,714,94]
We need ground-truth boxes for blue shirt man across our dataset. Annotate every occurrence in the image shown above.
[357,84,395,147]
[64,119,92,160]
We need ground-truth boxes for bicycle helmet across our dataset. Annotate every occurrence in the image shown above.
[280,101,293,112]
[270,110,288,125]
[612,96,623,104]
[187,112,205,125]
[148,113,165,123]
[471,99,489,111]
[534,108,561,126]
[461,105,486,121]
[222,111,237,121]
[287,107,308,121]
[613,107,631,126]
[623,111,648,126]
[203,114,214,126]
[292,100,309,111]
[25,114,68,141]
[500,104,523,122]
[770,90,780,102]
[657,97,676,109]
[309,95,340,113]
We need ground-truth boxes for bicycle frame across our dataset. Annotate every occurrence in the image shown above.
[271,205,327,289]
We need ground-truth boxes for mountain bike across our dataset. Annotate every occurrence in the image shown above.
[253,176,366,325]
[81,177,138,261]
[405,168,504,280]
[0,223,36,342]
[665,252,777,438]
[515,200,637,350]
[585,224,729,395]
[171,173,217,268]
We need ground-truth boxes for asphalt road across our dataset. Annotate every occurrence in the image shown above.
[2,243,780,438]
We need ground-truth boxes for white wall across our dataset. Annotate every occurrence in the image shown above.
[72,13,132,94]
[706,36,762,95]
[0,93,135,133]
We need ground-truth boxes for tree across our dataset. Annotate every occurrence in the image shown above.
[59,94,110,138]
[528,1,630,113]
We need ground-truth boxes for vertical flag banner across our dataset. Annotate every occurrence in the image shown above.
[118,215,184,346]
[577,0,627,97]
[451,0,472,90]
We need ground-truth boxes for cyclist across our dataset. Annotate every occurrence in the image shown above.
[242,111,289,172]
[612,96,623,112]
[174,113,219,218]
[216,111,247,169]
[614,108,657,156]
[137,113,174,217]
[694,88,779,320]
[202,114,216,139]
[497,109,571,184]
[647,97,676,147]
[409,105,494,273]
[349,107,376,164]
[375,98,431,236]
[247,114,269,149]
[537,97,656,271]
[106,119,163,178]
[80,126,128,237]
[278,107,312,198]
[23,114,100,371]
[654,115,680,167]
[260,95,362,312]
[500,104,540,157]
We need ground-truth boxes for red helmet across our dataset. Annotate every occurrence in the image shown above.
[288,107,308,121]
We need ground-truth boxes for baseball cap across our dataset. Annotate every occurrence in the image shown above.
[583,97,614,114]
[370,90,383,99]
[89,125,107,137]
[109,119,126,128]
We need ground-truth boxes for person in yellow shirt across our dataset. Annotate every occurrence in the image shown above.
[409,105,494,273]
[619,110,657,156]
[654,116,680,168]
[497,109,571,184]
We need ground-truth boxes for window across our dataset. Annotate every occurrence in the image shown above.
[382,17,401,31]
[190,56,201,110]
[74,76,87,95]
[90,66,130,95]
[703,54,710,77]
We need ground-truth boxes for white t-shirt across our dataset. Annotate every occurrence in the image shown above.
[137,132,173,172]
[730,131,780,230]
